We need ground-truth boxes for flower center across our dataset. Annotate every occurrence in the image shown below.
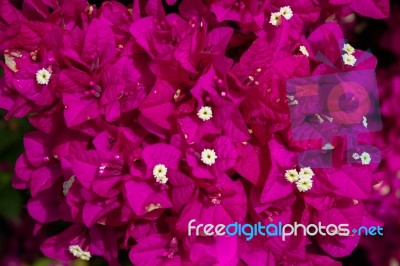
[36,68,51,85]
[197,106,213,121]
[201,149,217,166]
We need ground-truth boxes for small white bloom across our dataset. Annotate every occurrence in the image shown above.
[342,53,357,66]
[362,116,368,128]
[280,6,293,20]
[62,175,75,196]
[269,12,282,26]
[36,68,51,85]
[157,175,168,184]
[201,149,218,166]
[69,245,83,257]
[343,43,355,55]
[352,153,360,160]
[80,251,92,261]
[299,45,309,57]
[197,106,213,121]
[285,169,299,183]
[360,151,371,165]
[296,176,313,192]
[299,167,314,179]
[322,143,335,150]
[153,164,168,184]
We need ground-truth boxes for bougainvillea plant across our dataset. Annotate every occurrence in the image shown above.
[0,0,391,265]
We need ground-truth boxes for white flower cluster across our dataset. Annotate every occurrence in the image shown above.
[352,151,372,165]
[153,164,168,184]
[342,43,357,66]
[270,6,293,26]
[285,167,314,192]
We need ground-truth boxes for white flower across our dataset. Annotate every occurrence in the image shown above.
[352,152,371,165]
[69,245,91,260]
[296,176,313,192]
[322,143,335,150]
[69,245,83,257]
[36,68,51,85]
[280,6,293,20]
[157,175,168,184]
[197,106,213,121]
[285,169,299,182]
[362,116,368,128]
[299,167,314,179]
[360,152,371,165]
[201,149,218,166]
[299,45,309,57]
[153,164,168,184]
[269,12,282,26]
[343,43,355,55]
[342,53,357,66]
[80,251,92,261]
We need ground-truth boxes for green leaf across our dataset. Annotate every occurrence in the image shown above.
[0,185,22,221]
[32,258,53,266]
[0,172,12,186]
